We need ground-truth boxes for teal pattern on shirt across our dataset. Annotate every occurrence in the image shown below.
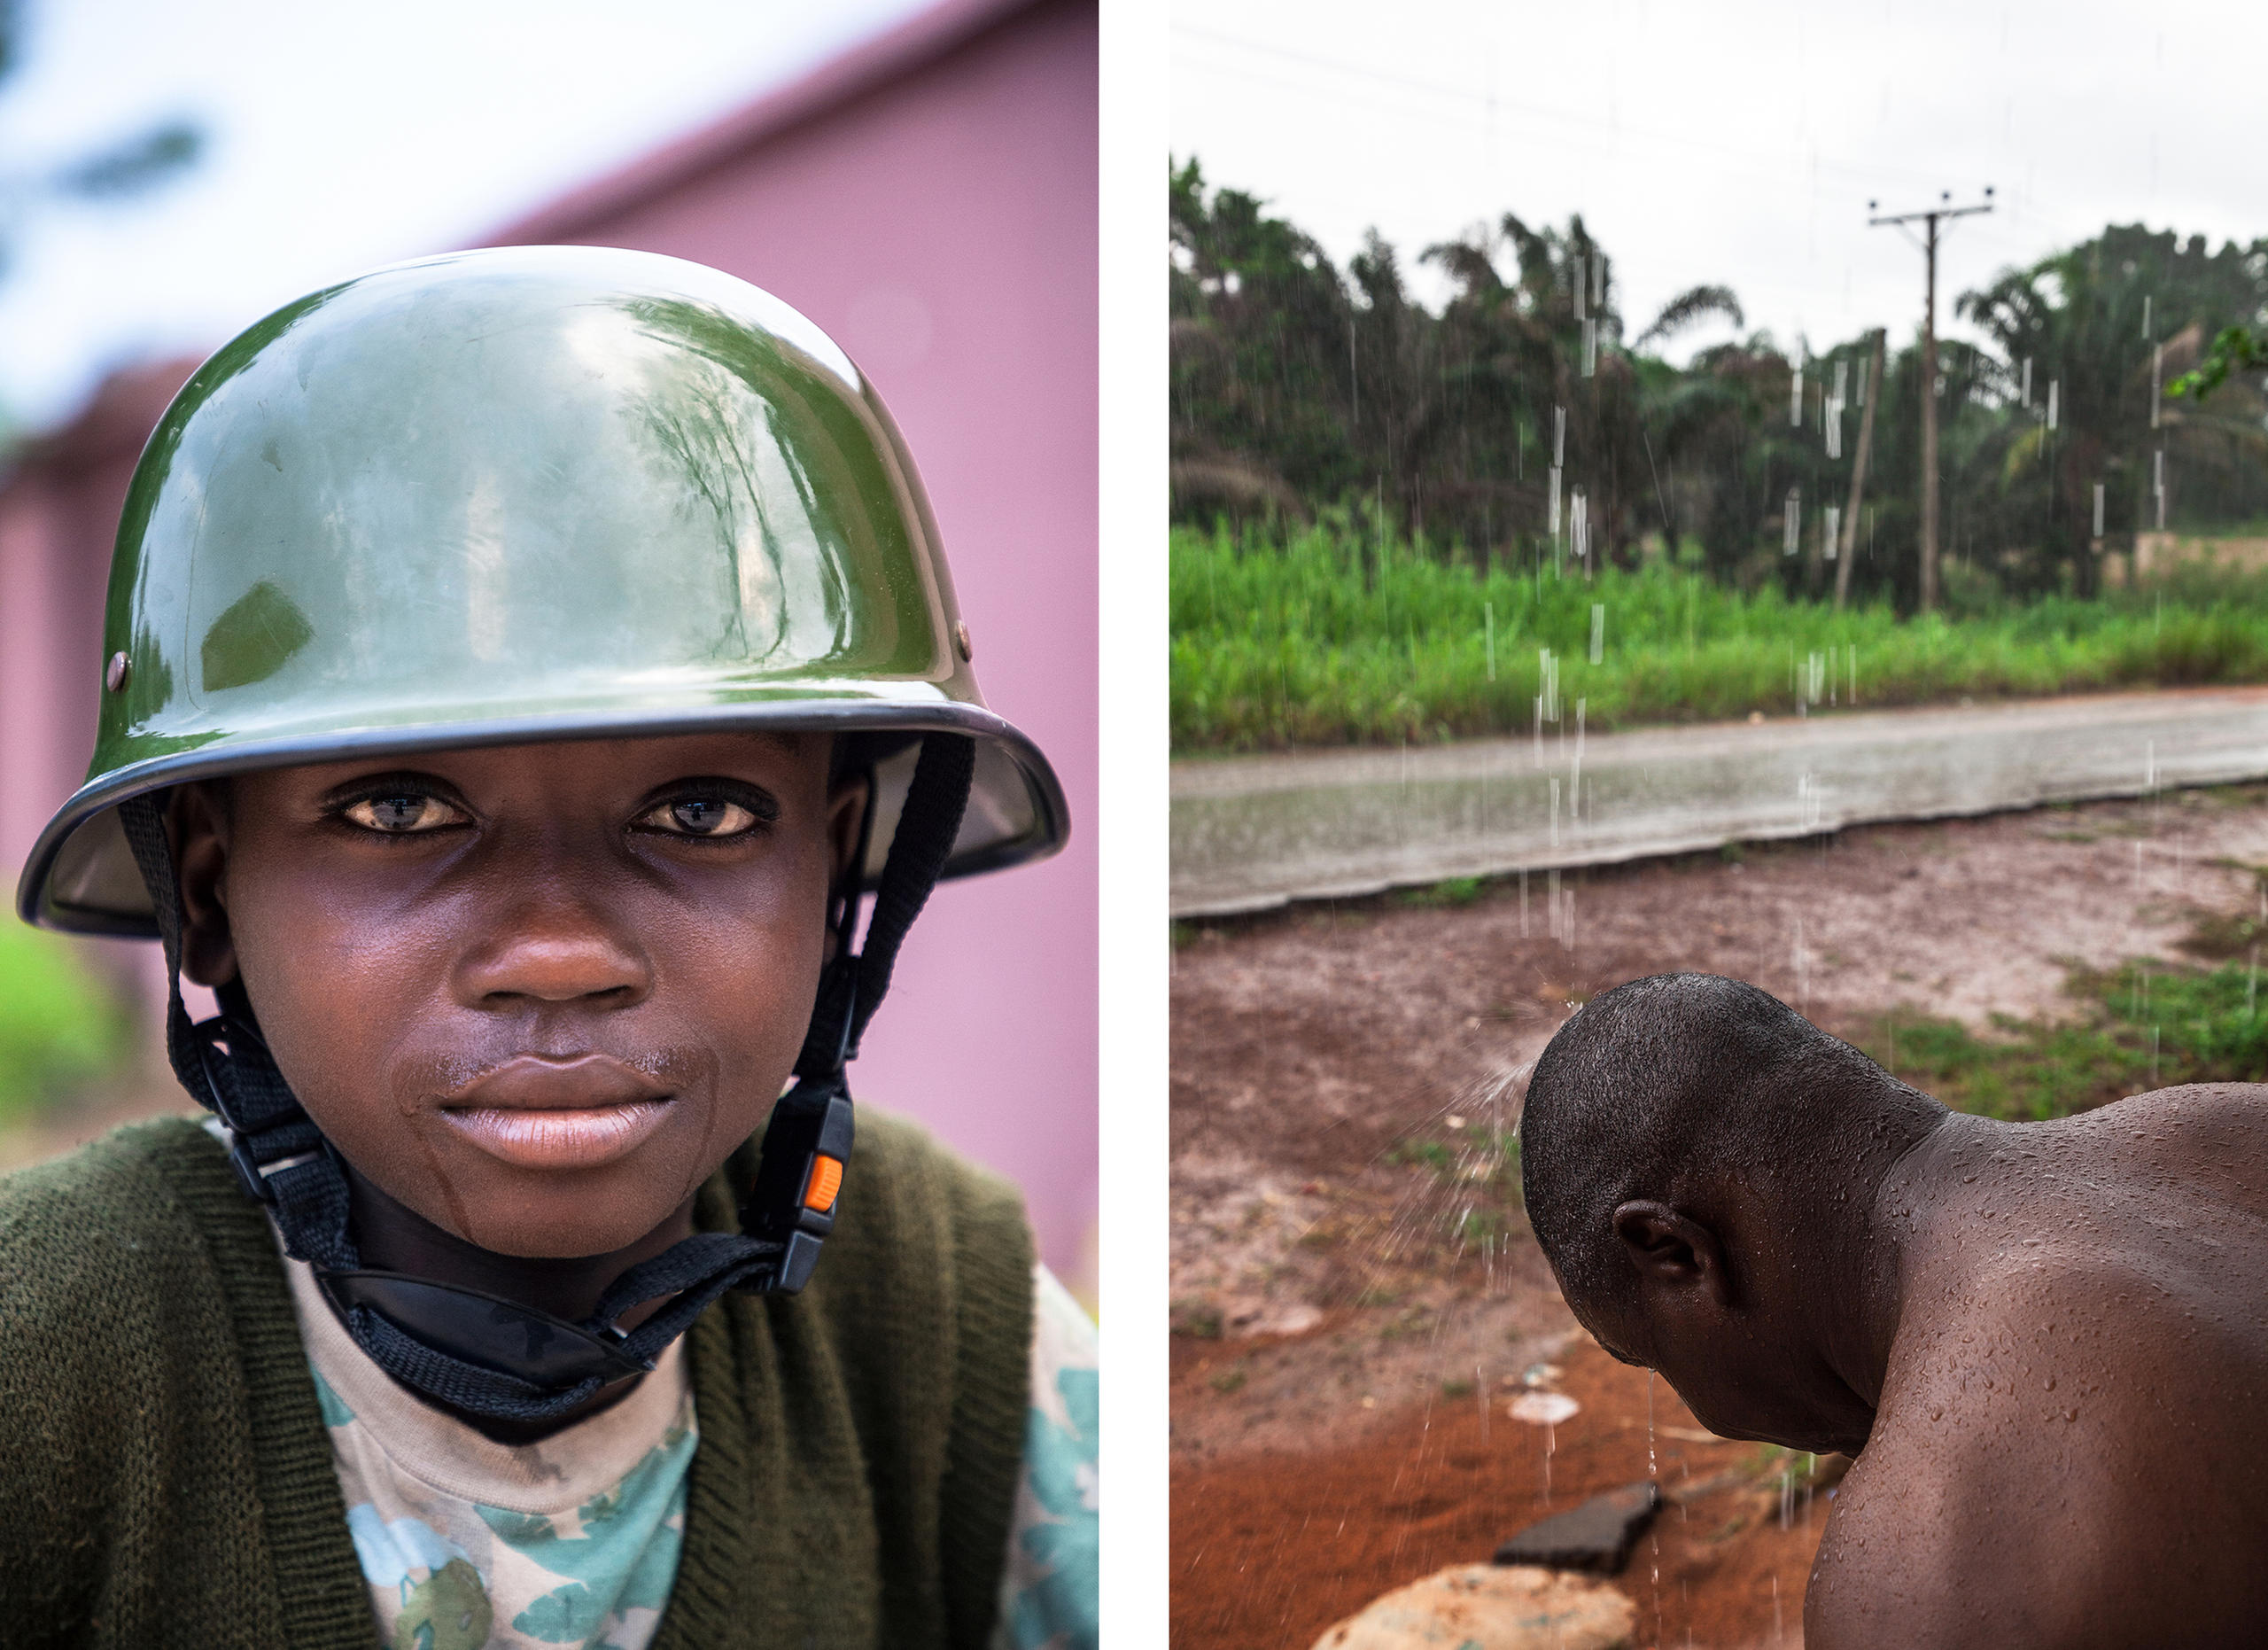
[316,1353,695,1650]
[478,1424,695,1642]
[1006,1364,1099,1649]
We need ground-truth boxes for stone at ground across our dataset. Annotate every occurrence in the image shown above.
[1493,1482,1662,1573]
[1508,1390,1581,1425]
[1308,1563,1635,1650]
[1227,1298,1323,1337]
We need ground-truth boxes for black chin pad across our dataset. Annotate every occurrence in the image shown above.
[319,1268,655,1387]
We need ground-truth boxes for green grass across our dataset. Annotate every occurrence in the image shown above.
[1386,1125,1526,1253]
[1173,1300,1224,1339]
[1856,952,2268,1121]
[1396,876,1485,908]
[0,917,133,1123]
[1389,1128,1523,1199]
[1173,519,2268,751]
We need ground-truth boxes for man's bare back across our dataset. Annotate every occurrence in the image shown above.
[1518,976,2268,1649]
[1810,1086,2268,1647]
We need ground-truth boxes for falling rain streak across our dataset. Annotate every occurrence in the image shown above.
[1548,404,1566,544]
[1534,646,1561,759]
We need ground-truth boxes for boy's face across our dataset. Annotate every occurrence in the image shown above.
[173,732,866,1260]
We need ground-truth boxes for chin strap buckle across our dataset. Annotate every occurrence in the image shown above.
[227,1138,326,1208]
[746,1074,856,1295]
[191,1013,289,1206]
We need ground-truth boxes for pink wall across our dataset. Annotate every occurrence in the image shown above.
[0,365,188,876]
[2,0,1098,1280]
[0,362,206,1054]
[488,0,1099,1280]
[0,479,67,872]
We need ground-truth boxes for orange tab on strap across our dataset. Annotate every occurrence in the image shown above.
[802,1154,844,1214]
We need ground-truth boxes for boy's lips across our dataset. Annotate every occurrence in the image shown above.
[435,1054,675,1171]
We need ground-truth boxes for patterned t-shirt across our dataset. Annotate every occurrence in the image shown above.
[276,1249,1098,1649]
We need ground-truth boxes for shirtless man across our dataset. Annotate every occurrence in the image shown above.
[1518,972,2268,1648]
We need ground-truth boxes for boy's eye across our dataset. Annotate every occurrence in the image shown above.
[639,797,763,837]
[342,793,464,834]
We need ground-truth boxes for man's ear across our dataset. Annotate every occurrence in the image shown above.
[1612,1199,1735,1309]
[168,782,239,988]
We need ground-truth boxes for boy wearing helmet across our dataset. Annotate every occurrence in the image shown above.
[3,248,1095,1650]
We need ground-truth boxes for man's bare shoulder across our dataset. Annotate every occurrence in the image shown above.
[2066,1085,2268,1214]
[2111,1080,2268,1132]
[2103,1078,2268,1127]
[1806,1257,2268,1647]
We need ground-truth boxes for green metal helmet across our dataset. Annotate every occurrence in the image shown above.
[16,245,1068,935]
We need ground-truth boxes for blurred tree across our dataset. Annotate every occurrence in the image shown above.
[0,914,128,1124]
[0,0,205,281]
[1169,156,1360,524]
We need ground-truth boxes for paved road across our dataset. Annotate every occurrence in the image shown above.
[1170,685,2268,917]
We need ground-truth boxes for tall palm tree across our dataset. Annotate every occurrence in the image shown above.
[1961,225,2268,591]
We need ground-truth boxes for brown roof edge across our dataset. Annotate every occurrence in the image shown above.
[479,0,1045,250]
[11,354,202,479]
[3,0,1049,485]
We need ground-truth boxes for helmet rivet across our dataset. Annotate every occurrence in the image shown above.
[105,651,130,693]
[953,621,974,664]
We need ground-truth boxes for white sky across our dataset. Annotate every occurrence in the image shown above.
[1171,0,2268,363]
[0,0,931,427]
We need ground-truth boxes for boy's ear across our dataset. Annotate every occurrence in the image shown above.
[825,772,872,901]
[1612,1199,1736,1310]
[168,782,239,988]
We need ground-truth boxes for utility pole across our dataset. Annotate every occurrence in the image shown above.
[1868,189,1992,613]
[1835,328,1886,611]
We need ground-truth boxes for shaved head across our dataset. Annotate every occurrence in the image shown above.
[1519,974,1943,1317]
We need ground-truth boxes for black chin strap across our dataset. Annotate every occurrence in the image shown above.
[119,731,975,1424]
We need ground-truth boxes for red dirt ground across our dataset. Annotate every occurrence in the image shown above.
[1175,1333,1833,1650]
[1170,784,2268,1648]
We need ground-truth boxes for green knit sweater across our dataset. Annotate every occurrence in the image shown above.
[0,1110,1034,1648]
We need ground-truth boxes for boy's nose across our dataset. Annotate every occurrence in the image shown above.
[454,889,654,1008]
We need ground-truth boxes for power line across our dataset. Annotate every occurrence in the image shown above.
[1174,24,2055,206]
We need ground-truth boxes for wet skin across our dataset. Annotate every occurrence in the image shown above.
[1579,1086,2268,1648]
[171,733,866,1437]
